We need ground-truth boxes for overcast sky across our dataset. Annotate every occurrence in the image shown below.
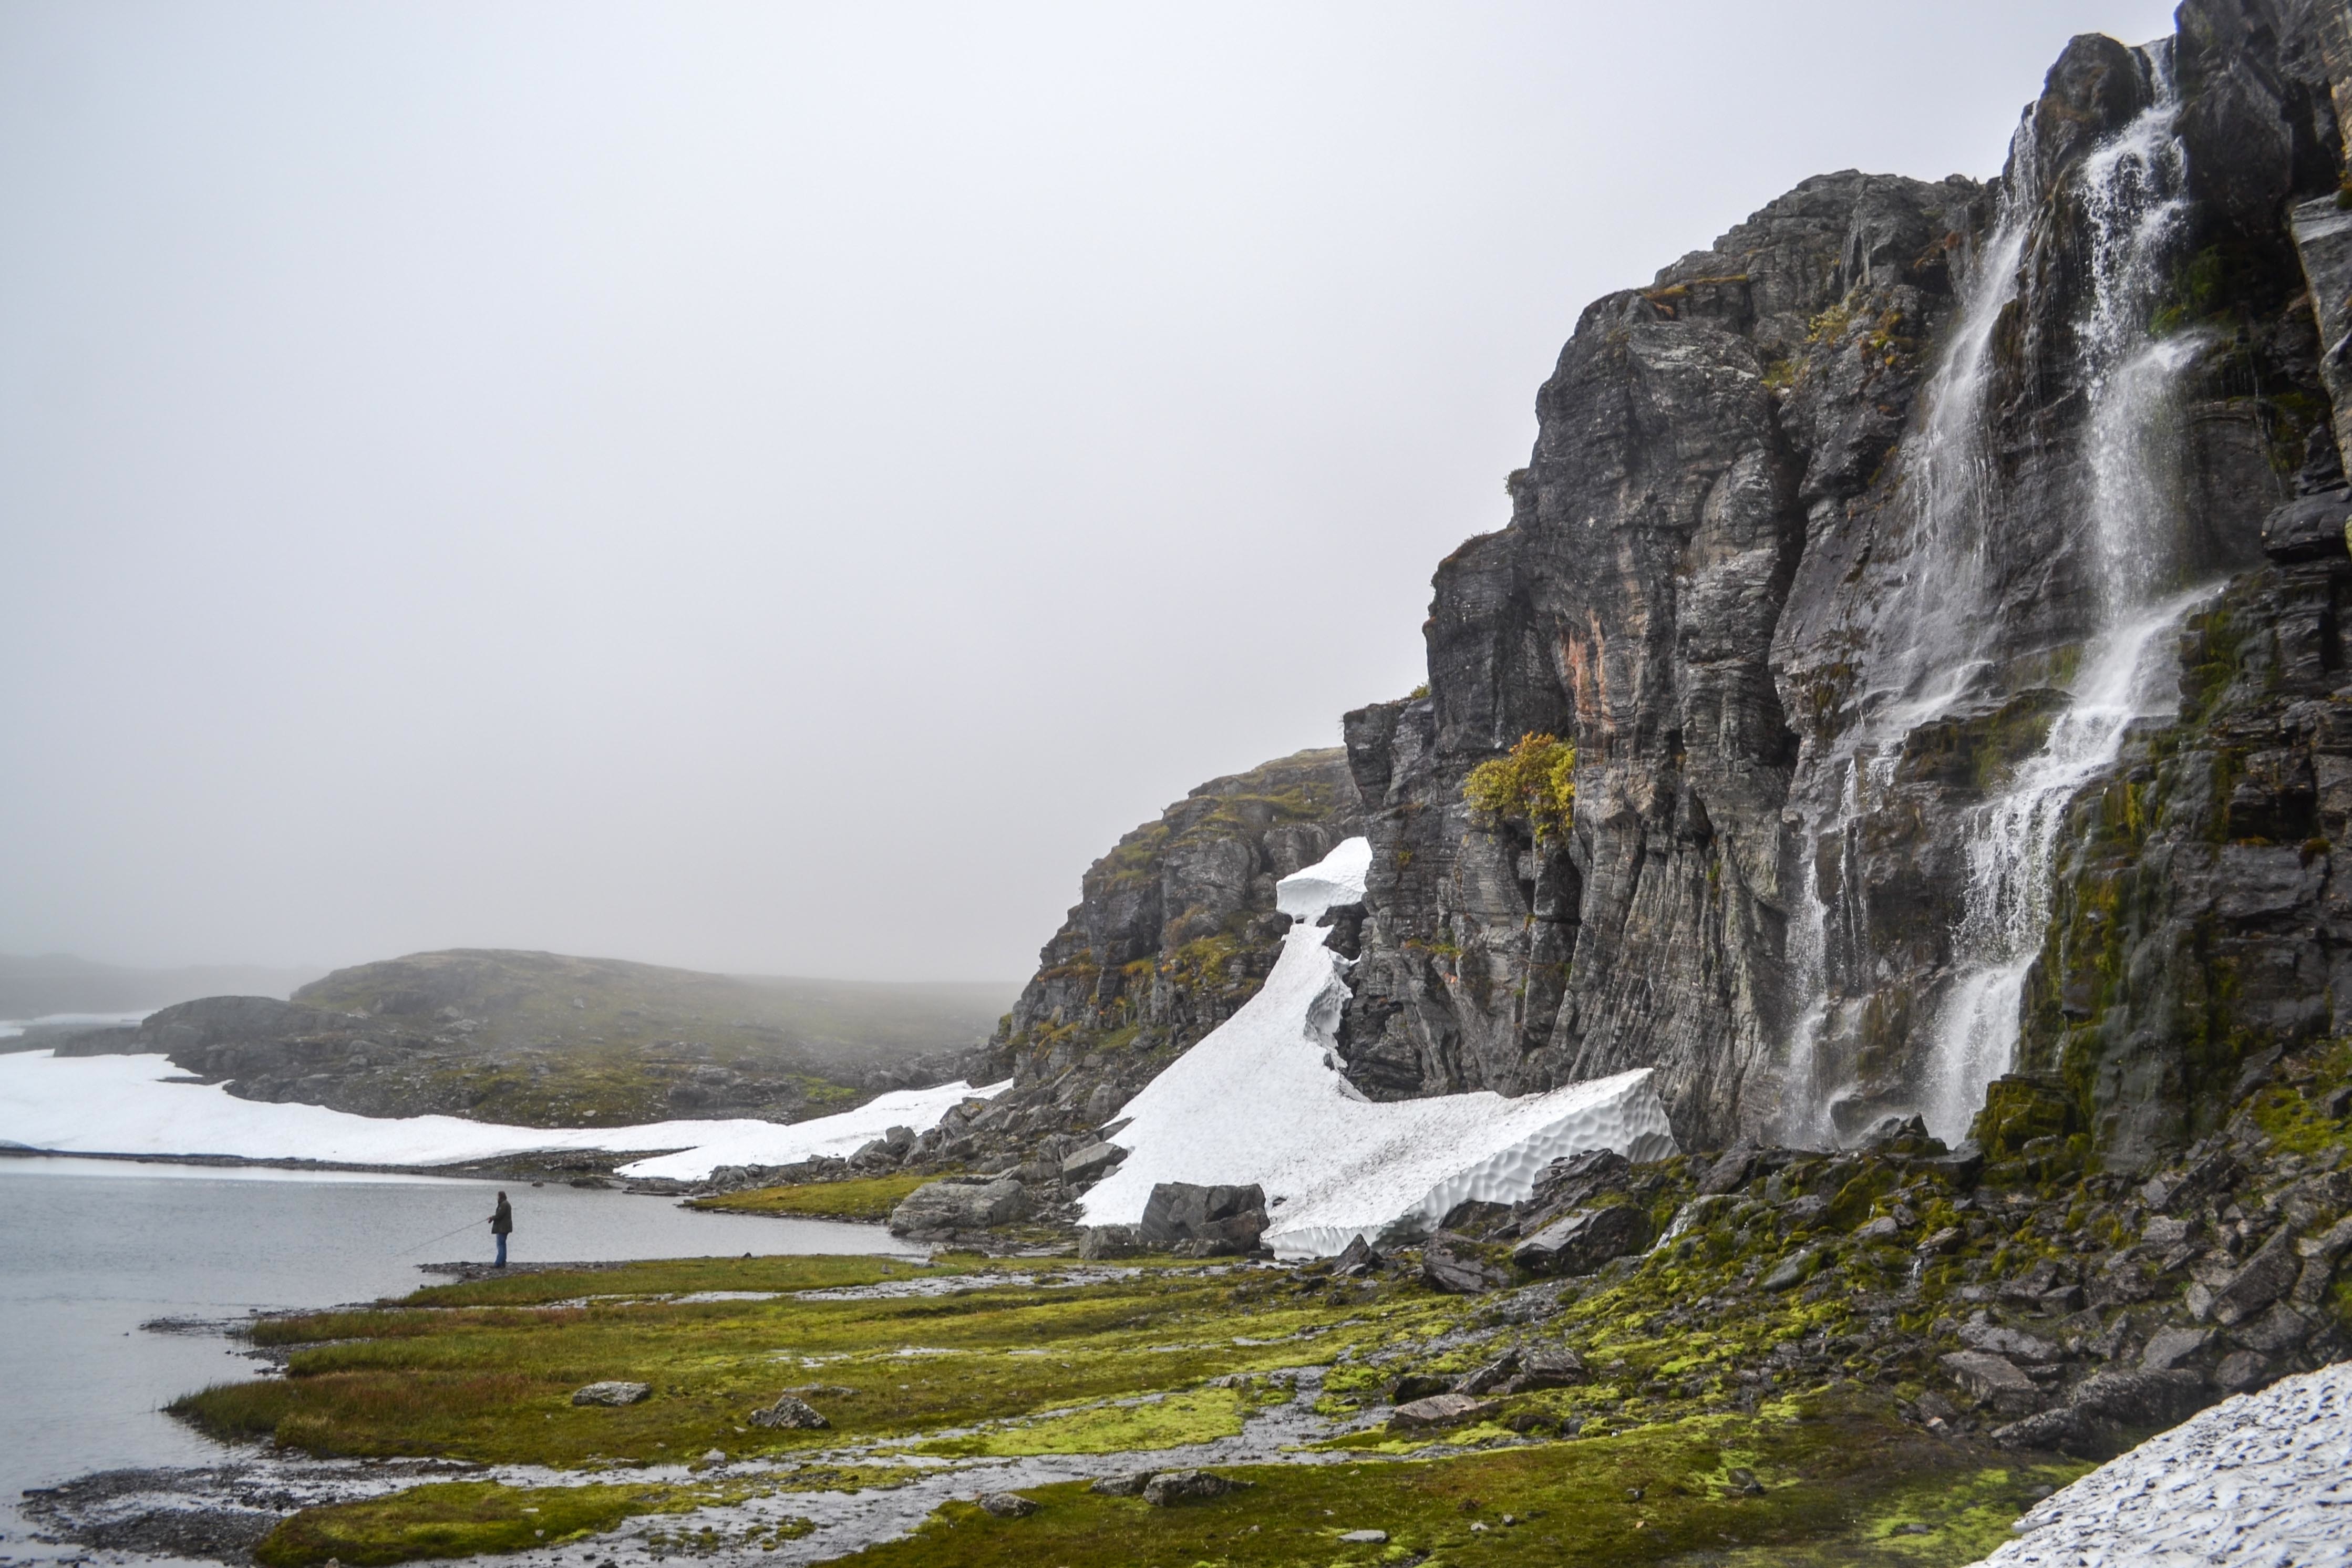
[1,1,2183,982]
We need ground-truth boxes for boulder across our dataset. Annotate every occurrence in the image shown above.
[2211,1227,2301,1326]
[887,1177,1030,1235]
[1453,1349,1520,1395]
[1938,1352,2039,1416]
[748,1395,828,1430]
[977,1493,1037,1519]
[1088,1472,1159,1497]
[1503,1346,1587,1391]
[2260,492,2352,562]
[1421,1233,1511,1294]
[1060,1142,1127,1183]
[1141,1470,1247,1505]
[2140,1327,2211,1371]
[1389,1392,1502,1430]
[1078,1223,1143,1260]
[1511,1204,1652,1275]
[2068,1368,2206,1427]
[1334,1234,1382,1275]
[2215,1350,2271,1391]
[1696,1147,1757,1196]
[1760,1247,1824,1292]
[1138,1182,1266,1255]
[1338,1530,1389,1544]
[1852,1215,1902,1243]
[570,1381,652,1407]
[2231,1301,2319,1355]
[1389,1373,1453,1402]
[1959,1321,2060,1362]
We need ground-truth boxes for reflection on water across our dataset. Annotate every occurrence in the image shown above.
[0,1157,917,1518]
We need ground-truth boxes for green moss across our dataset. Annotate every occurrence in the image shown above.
[252,1480,785,1568]
[688,1171,936,1222]
[1463,733,1576,848]
[917,1387,1248,1457]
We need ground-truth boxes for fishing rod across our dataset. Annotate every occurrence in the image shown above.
[395,1212,492,1257]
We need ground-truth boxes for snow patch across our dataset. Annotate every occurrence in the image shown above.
[1967,1359,2352,1566]
[1080,837,1676,1256]
[0,1049,1002,1180]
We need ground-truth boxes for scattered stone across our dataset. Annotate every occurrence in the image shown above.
[1060,1142,1127,1183]
[1422,1233,1511,1294]
[1078,1224,1142,1260]
[977,1492,1037,1519]
[2211,1227,2302,1326]
[1337,1529,1388,1543]
[1916,1226,1963,1255]
[1761,1247,1824,1292]
[2143,1215,2192,1249]
[1939,1351,2039,1416]
[571,1381,651,1407]
[1141,1470,1247,1505]
[1852,1215,1901,1243]
[1960,1321,2059,1362]
[2215,1350,2272,1391]
[1512,1204,1652,1275]
[747,1395,828,1430]
[2140,1328,2211,1371]
[1389,1392,1502,1430]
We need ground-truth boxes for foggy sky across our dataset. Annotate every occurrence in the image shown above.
[1,1,2182,982]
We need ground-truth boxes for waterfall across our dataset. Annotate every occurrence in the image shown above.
[1922,45,2201,1143]
[1781,41,2207,1147]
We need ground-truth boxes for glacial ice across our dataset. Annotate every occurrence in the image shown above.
[1079,837,1677,1257]
[1967,1358,2352,1566]
[0,1048,1003,1180]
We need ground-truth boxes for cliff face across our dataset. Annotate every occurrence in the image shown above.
[956,748,1365,1152]
[1340,0,2352,1163]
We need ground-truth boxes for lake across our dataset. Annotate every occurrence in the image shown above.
[0,1156,917,1563]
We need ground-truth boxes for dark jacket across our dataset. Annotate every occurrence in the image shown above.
[491,1198,513,1236]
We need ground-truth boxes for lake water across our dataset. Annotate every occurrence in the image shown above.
[0,1157,917,1561]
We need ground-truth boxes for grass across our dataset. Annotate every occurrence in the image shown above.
[843,1392,2076,1567]
[251,1479,793,1567]
[688,1172,936,1223]
[176,1154,2144,1568]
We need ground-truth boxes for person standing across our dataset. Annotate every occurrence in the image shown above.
[489,1191,513,1267]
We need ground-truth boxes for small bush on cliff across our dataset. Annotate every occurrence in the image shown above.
[1463,732,1576,847]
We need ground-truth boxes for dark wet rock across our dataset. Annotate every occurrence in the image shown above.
[747,1394,828,1430]
[1138,1182,1266,1255]
[1697,1147,1760,1196]
[1511,1203,1652,1275]
[1389,1392,1502,1430]
[1334,1233,1382,1275]
[977,1492,1038,1518]
[1390,1373,1454,1402]
[1142,1470,1250,1505]
[570,1381,651,1407]
[888,1177,1029,1236]
[1421,1233,1511,1294]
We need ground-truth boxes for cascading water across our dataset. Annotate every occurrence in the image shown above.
[1777,178,2034,1144]
[1921,51,2202,1142]
[1781,41,2213,1147]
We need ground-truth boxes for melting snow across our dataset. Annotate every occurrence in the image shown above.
[0,1049,1003,1180]
[1080,837,1677,1256]
[1968,1359,2352,1566]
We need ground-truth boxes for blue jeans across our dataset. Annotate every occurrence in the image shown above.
[495,1233,508,1266]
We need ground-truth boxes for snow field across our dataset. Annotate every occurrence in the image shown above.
[1968,1358,2352,1566]
[0,1048,1002,1180]
[1080,836,1678,1256]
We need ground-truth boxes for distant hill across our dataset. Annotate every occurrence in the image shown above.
[46,948,1019,1128]
[0,953,322,1022]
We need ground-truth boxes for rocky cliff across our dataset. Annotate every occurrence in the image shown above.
[938,748,1363,1159]
[1330,0,2352,1169]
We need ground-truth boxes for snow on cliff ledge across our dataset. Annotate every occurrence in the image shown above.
[1967,1357,2352,1566]
[1081,837,1677,1256]
[0,1049,1002,1181]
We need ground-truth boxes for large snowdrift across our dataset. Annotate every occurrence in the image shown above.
[0,1049,1002,1181]
[1080,837,1677,1256]
[1968,1358,2352,1565]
